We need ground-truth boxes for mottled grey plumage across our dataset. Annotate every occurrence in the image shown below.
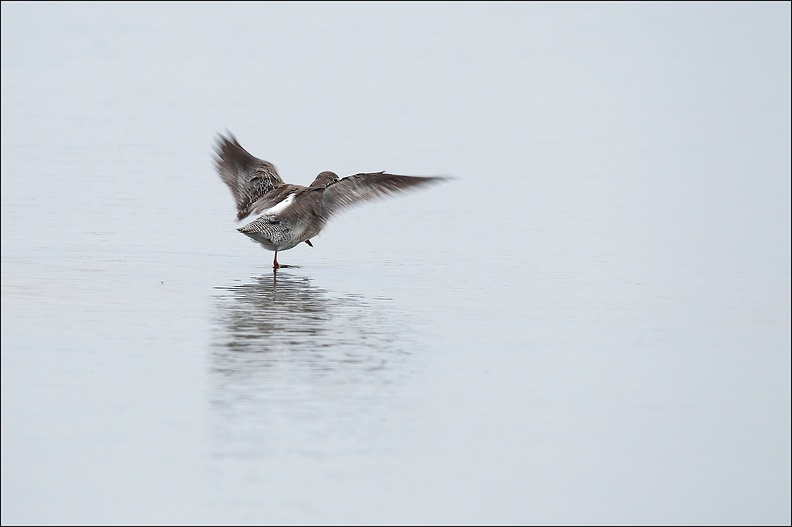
[214,132,446,268]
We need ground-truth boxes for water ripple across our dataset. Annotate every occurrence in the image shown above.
[210,272,413,459]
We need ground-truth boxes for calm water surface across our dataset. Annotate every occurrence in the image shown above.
[2,3,790,525]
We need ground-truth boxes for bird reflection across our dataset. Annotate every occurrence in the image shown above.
[210,272,411,459]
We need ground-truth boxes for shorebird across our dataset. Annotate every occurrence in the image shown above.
[214,132,445,269]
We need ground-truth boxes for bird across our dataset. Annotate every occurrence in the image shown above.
[213,132,446,269]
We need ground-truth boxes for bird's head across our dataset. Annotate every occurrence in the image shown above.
[309,171,340,189]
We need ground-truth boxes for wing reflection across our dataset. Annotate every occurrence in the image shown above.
[210,272,412,459]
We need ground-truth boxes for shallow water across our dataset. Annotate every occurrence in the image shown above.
[2,3,790,525]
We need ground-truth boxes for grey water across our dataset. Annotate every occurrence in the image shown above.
[2,3,790,525]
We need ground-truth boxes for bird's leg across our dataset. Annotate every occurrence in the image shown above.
[273,251,280,269]
[305,240,313,247]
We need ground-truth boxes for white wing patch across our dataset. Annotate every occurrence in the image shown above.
[262,192,296,215]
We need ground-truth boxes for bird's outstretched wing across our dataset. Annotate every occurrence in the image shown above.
[214,132,284,220]
[319,172,446,218]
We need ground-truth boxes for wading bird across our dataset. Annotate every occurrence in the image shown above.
[214,132,445,269]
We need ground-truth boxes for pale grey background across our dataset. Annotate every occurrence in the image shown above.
[2,2,790,525]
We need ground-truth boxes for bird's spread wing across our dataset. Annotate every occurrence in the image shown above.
[319,172,446,218]
[214,132,284,220]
